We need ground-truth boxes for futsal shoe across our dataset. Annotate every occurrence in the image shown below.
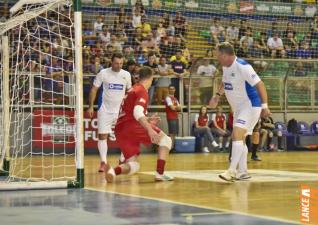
[219,170,236,182]
[251,156,262,161]
[155,172,174,182]
[105,167,116,183]
[202,147,210,153]
[98,162,109,172]
[236,173,252,180]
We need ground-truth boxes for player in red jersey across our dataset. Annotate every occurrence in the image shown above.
[105,67,174,182]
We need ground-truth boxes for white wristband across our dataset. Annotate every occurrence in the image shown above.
[261,103,268,109]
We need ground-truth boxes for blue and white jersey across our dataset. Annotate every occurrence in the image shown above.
[222,57,261,111]
[93,68,132,113]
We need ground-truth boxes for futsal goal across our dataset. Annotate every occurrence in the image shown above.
[0,0,84,190]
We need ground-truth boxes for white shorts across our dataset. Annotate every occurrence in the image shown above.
[233,106,261,135]
[97,104,118,134]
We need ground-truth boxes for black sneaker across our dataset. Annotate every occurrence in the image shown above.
[251,156,262,161]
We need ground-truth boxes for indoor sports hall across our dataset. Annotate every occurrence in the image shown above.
[0,0,318,225]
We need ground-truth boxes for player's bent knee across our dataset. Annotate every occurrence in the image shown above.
[159,135,172,150]
[128,161,140,175]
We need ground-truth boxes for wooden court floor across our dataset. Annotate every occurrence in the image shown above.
[85,151,318,224]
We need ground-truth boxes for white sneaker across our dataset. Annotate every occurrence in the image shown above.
[155,172,174,181]
[212,141,219,148]
[202,147,210,153]
[105,167,116,183]
[236,173,251,180]
[219,170,236,182]
[225,142,230,148]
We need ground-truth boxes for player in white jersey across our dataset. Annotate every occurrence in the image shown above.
[87,53,132,172]
[209,42,271,182]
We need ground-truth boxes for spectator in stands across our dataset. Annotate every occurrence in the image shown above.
[133,0,146,16]
[284,32,298,58]
[194,106,219,153]
[310,14,318,40]
[132,8,142,28]
[236,39,249,58]
[83,23,96,46]
[248,39,268,72]
[156,22,167,41]
[141,33,158,52]
[210,17,225,44]
[139,16,152,38]
[156,56,172,105]
[93,15,104,34]
[116,24,128,47]
[160,13,170,29]
[238,19,248,39]
[144,52,159,104]
[226,19,239,45]
[99,25,111,45]
[136,48,148,65]
[170,50,189,99]
[173,11,187,37]
[124,15,134,40]
[196,59,218,104]
[90,56,104,74]
[116,6,126,25]
[165,85,181,149]
[90,41,103,58]
[167,20,176,37]
[170,49,188,67]
[259,116,284,151]
[259,32,270,56]
[210,106,231,152]
[132,27,143,49]
[282,22,296,39]
[123,46,135,63]
[267,32,285,58]
[107,34,122,52]
[205,48,215,58]
[44,57,63,102]
[83,56,91,73]
[124,60,139,85]
[160,36,176,58]
[296,41,312,59]
[267,21,280,38]
[239,27,253,48]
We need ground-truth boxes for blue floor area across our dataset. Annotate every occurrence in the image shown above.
[0,189,295,225]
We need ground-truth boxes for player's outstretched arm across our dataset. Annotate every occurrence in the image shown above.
[255,81,271,118]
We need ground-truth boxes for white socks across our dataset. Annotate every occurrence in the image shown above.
[98,139,108,163]
[238,144,248,174]
[229,140,245,172]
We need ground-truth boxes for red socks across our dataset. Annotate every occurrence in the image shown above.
[156,159,166,175]
[114,166,122,175]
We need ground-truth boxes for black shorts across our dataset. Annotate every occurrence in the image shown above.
[167,119,179,135]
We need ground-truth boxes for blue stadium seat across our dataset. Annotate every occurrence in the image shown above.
[297,121,312,135]
[310,121,318,134]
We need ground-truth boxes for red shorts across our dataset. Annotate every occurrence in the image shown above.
[115,122,161,159]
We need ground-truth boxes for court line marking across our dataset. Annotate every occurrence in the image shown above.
[181,212,231,216]
[85,187,300,225]
[140,169,318,183]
